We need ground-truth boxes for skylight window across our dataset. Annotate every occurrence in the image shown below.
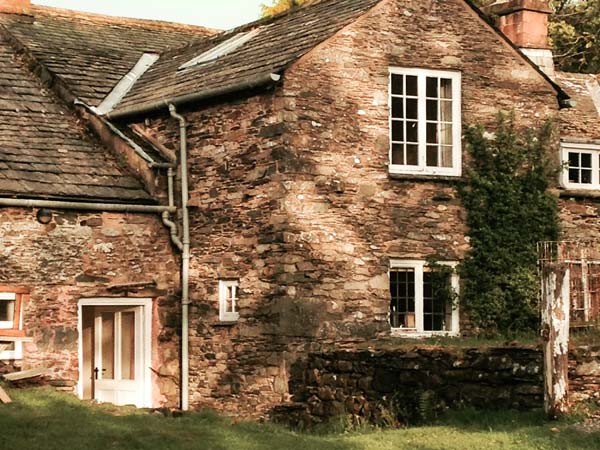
[179,28,261,70]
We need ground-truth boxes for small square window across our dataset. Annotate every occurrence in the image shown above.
[219,280,240,322]
[0,291,24,360]
[0,292,17,329]
[562,144,600,190]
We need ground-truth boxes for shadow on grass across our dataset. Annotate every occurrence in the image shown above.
[0,387,361,450]
[421,408,600,450]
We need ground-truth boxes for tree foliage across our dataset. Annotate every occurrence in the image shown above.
[260,0,313,17]
[459,115,560,335]
[549,0,600,73]
[473,0,600,73]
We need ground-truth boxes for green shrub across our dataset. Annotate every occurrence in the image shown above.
[459,114,560,334]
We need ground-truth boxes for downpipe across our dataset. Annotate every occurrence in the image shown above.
[169,104,191,412]
[162,167,183,251]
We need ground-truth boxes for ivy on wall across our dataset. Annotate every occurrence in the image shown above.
[459,114,560,334]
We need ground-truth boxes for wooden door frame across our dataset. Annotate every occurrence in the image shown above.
[77,298,153,408]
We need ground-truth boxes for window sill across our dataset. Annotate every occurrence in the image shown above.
[559,188,600,200]
[388,172,465,183]
[213,320,238,327]
[391,329,459,338]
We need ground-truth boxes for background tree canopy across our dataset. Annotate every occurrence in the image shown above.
[261,0,600,74]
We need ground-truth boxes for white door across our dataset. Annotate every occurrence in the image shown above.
[93,306,145,407]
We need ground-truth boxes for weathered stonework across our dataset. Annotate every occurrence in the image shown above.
[569,345,600,404]
[276,344,600,427]
[133,0,561,417]
[276,346,544,427]
[0,207,180,406]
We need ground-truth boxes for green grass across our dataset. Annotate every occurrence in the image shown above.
[1,386,599,450]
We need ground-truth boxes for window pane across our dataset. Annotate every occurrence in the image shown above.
[101,313,115,380]
[391,120,404,142]
[390,268,416,329]
[0,300,15,323]
[120,312,135,381]
[406,98,418,120]
[426,100,438,121]
[391,97,403,119]
[426,77,438,97]
[423,271,451,332]
[441,146,453,168]
[406,121,418,142]
[406,144,418,165]
[582,169,592,184]
[392,144,405,165]
[406,75,418,96]
[0,341,15,351]
[391,74,403,95]
[440,123,453,146]
[441,78,453,99]
[569,152,580,167]
[427,123,438,144]
[440,100,453,122]
[226,286,234,312]
[569,169,580,183]
[427,145,439,167]
[582,153,592,168]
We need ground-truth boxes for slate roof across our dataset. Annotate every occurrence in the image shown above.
[0,33,152,202]
[111,0,383,117]
[0,6,214,106]
[556,71,600,142]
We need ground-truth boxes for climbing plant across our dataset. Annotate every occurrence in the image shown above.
[459,114,560,334]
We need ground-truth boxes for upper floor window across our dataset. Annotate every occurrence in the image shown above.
[389,260,459,336]
[389,68,462,177]
[219,280,240,322]
[561,142,600,190]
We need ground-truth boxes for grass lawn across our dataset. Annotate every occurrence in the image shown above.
[1,386,599,450]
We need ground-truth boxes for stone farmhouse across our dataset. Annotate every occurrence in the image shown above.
[0,0,599,416]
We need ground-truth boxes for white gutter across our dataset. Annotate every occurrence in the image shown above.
[168,104,191,412]
[92,53,160,116]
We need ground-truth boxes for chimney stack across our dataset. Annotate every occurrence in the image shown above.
[0,0,31,14]
[483,0,555,78]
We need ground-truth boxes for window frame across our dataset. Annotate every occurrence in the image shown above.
[561,142,600,190]
[218,280,240,323]
[389,260,460,337]
[388,67,462,177]
[0,290,25,360]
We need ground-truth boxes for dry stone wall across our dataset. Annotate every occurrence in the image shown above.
[278,346,544,426]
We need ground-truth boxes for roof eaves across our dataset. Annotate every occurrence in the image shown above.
[107,72,282,120]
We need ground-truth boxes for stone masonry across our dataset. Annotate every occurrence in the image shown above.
[132,0,561,416]
[0,207,180,406]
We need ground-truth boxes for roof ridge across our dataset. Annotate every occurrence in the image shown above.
[29,5,219,33]
[157,0,380,62]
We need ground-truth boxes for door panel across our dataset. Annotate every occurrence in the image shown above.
[93,306,144,407]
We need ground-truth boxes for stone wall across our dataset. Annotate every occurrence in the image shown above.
[129,0,562,416]
[278,346,544,426]
[277,0,560,337]
[570,345,600,404]
[0,207,180,407]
